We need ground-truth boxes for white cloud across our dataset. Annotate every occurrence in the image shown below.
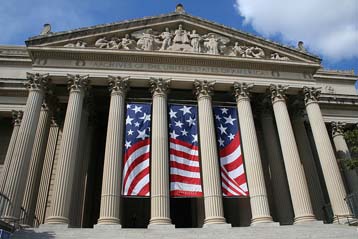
[234,0,358,61]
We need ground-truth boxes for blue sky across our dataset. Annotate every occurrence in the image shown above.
[0,0,357,72]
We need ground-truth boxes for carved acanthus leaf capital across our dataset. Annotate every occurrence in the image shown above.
[108,76,129,94]
[11,110,23,126]
[303,86,321,104]
[193,80,215,98]
[25,73,49,91]
[270,84,288,102]
[233,82,253,100]
[331,121,346,136]
[67,74,90,92]
[149,78,170,95]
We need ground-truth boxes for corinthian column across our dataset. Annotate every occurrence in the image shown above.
[303,87,351,219]
[194,80,228,227]
[97,76,128,226]
[233,82,274,225]
[331,122,358,193]
[270,84,316,224]
[1,73,48,222]
[0,111,23,193]
[22,100,51,226]
[46,74,89,225]
[35,115,60,225]
[148,78,173,228]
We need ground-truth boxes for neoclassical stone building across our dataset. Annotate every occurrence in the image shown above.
[0,4,357,236]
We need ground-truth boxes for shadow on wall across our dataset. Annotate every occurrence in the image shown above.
[11,229,55,239]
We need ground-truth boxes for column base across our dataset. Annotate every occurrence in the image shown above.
[203,223,231,229]
[203,216,227,225]
[148,223,175,229]
[251,216,274,225]
[293,215,317,224]
[251,221,279,227]
[39,223,69,231]
[97,217,120,225]
[45,216,69,225]
[333,215,357,225]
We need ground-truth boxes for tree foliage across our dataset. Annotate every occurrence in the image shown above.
[343,128,358,169]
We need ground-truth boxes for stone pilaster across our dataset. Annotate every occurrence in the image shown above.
[291,103,326,220]
[97,76,128,226]
[331,122,358,193]
[35,115,60,225]
[1,73,49,222]
[194,80,227,226]
[259,99,294,225]
[0,111,23,193]
[46,74,89,225]
[148,78,173,227]
[233,83,273,225]
[22,100,51,226]
[270,84,316,224]
[303,86,351,219]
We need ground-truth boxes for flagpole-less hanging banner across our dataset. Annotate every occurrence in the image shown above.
[122,103,151,197]
[213,106,249,197]
[168,104,203,197]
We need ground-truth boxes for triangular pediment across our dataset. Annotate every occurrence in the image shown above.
[26,11,320,64]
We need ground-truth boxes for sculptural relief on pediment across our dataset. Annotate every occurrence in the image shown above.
[62,24,291,61]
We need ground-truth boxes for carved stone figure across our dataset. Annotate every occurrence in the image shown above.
[173,25,190,44]
[297,41,306,52]
[40,23,52,35]
[271,53,290,61]
[108,37,120,49]
[203,33,220,55]
[243,46,265,58]
[137,29,156,51]
[189,30,201,53]
[119,34,134,50]
[64,41,87,48]
[231,42,246,56]
[159,28,172,51]
[95,37,110,48]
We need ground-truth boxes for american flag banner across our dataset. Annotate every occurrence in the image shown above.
[169,104,203,197]
[122,103,151,197]
[213,106,249,197]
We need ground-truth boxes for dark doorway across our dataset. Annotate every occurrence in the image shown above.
[121,197,150,228]
[223,197,251,226]
[170,198,204,228]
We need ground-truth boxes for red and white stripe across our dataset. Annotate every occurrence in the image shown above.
[170,138,203,197]
[220,132,248,196]
[122,139,150,196]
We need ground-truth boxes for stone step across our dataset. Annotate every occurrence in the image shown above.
[12,224,358,239]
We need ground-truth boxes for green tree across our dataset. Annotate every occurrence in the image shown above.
[344,128,358,169]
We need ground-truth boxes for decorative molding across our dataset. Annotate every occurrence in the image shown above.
[270,84,288,102]
[233,82,253,100]
[193,79,215,98]
[67,74,90,92]
[25,73,49,91]
[11,110,23,126]
[303,86,321,104]
[331,121,346,137]
[149,78,170,96]
[108,76,129,95]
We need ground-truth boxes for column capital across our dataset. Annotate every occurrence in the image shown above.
[108,76,129,95]
[67,74,90,92]
[233,82,253,101]
[270,84,288,103]
[331,121,346,137]
[149,78,170,96]
[11,110,23,126]
[303,86,321,105]
[25,73,49,92]
[193,80,215,99]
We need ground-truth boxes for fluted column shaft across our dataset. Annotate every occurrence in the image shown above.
[35,118,60,225]
[292,115,326,220]
[22,104,51,226]
[233,83,273,224]
[260,110,294,224]
[46,74,89,224]
[0,111,22,193]
[1,73,48,221]
[304,87,351,218]
[194,80,226,225]
[149,78,171,226]
[270,85,315,224]
[98,76,128,225]
[331,122,358,193]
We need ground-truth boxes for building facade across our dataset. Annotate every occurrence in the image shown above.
[0,5,357,231]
